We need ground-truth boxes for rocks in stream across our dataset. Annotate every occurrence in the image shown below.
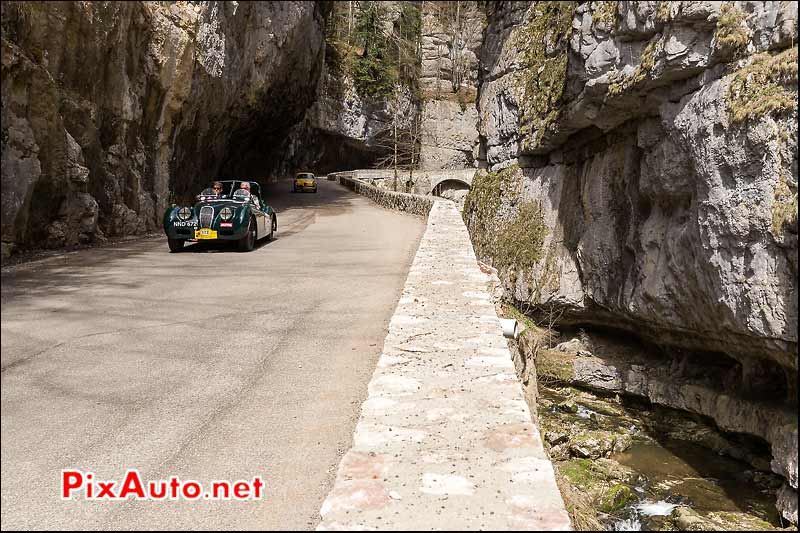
[534,379,789,531]
[670,506,787,531]
[529,326,799,524]
[569,431,633,460]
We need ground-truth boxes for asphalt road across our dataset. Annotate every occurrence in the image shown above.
[0,179,425,530]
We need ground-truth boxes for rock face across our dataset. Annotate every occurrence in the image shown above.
[417,2,484,171]
[466,1,798,523]
[466,2,797,387]
[297,82,418,174]
[1,1,326,257]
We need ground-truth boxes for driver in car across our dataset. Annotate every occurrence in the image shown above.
[212,181,225,197]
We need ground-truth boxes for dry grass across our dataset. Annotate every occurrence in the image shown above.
[553,462,606,530]
[715,3,750,57]
[772,173,798,234]
[593,1,617,29]
[607,37,660,96]
[536,348,575,385]
[726,46,798,124]
[655,1,673,22]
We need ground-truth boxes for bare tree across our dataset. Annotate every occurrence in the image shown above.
[372,86,422,192]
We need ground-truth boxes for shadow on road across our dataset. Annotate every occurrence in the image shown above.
[0,241,154,302]
[1,178,364,301]
[182,236,276,253]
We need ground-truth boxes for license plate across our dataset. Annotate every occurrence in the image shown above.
[195,229,218,239]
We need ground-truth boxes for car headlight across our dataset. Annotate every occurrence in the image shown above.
[177,207,192,221]
[220,207,234,221]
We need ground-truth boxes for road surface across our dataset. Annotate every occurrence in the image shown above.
[1,179,425,529]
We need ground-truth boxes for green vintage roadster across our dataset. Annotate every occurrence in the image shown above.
[163,180,277,252]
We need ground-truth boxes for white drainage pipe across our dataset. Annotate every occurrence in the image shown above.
[499,318,522,340]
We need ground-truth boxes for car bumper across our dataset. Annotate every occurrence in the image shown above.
[164,226,248,241]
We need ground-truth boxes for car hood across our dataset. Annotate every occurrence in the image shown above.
[193,199,248,209]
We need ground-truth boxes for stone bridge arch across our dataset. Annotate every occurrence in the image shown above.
[427,171,475,196]
[431,178,471,197]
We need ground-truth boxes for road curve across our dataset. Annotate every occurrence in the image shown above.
[1,179,425,530]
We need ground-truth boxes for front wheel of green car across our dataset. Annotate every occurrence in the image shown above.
[167,238,184,253]
[238,218,256,252]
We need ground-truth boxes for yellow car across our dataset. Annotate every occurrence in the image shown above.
[293,172,317,193]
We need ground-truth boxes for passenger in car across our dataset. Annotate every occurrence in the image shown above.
[238,181,260,209]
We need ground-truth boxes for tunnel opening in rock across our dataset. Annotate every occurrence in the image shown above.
[309,132,389,175]
[289,128,397,175]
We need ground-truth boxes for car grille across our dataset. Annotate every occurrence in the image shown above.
[199,206,214,228]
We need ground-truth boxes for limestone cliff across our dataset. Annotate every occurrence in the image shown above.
[1,1,326,256]
[465,1,798,522]
[468,0,797,380]
[417,2,484,171]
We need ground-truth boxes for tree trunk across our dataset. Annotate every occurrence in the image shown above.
[348,1,352,43]
[393,119,398,191]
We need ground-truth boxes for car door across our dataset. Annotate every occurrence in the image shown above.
[253,195,267,238]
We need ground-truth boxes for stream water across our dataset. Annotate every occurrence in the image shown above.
[537,385,789,531]
[613,440,783,530]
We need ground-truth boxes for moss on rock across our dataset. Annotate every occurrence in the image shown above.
[463,164,548,277]
[536,349,575,384]
[462,164,520,260]
[607,37,661,96]
[725,46,798,124]
[599,484,633,513]
[515,1,576,148]
[560,458,597,489]
[772,172,798,235]
[494,200,548,271]
[714,3,750,58]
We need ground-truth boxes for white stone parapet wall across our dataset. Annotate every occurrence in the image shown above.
[335,174,435,217]
[331,169,476,196]
[317,200,571,530]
